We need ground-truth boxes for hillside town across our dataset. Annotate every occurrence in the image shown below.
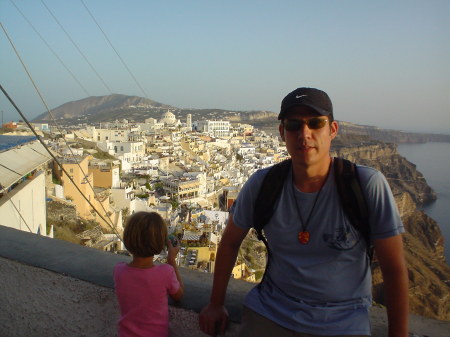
[0,111,288,283]
[3,108,450,328]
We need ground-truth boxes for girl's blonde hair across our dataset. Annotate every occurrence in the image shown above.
[123,212,167,257]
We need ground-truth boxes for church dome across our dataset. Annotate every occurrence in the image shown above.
[159,110,177,125]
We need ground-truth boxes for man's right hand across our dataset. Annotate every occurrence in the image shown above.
[199,302,229,336]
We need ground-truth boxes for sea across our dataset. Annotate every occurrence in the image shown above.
[396,142,450,264]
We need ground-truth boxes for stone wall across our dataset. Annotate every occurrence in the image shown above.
[46,200,78,223]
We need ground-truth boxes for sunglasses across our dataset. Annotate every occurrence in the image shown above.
[283,117,328,131]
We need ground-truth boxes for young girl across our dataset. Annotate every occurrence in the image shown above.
[114,212,184,337]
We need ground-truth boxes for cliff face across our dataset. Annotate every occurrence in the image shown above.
[338,121,450,144]
[332,140,436,205]
[333,143,449,321]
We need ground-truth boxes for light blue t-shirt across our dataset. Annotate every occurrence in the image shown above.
[232,161,404,335]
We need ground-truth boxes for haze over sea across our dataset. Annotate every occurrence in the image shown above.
[397,142,450,264]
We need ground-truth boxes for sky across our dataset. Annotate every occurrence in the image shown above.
[1,0,449,134]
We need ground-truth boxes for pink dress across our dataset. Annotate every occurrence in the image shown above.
[114,262,180,337]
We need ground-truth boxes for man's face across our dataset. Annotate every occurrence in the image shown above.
[278,106,338,168]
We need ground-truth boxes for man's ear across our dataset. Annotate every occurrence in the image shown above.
[279,123,285,141]
[330,121,338,139]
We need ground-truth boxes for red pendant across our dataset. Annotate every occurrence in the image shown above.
[298,231,310,244]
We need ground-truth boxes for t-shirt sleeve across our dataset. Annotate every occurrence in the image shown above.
[358,166,405,240]
[166,265,180,295]
[231,169,267,230]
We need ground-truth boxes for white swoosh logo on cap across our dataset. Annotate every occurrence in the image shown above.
[296,95,307,99]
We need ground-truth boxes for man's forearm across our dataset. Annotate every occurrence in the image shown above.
[375,235,409,337]
[209,239,241,305]
[383,265,409,337]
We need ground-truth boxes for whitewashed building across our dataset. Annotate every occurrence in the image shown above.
[193,120,231,137]
[0,136,53,236]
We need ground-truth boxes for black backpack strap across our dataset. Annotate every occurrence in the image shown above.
[253,159,292,241]
[334,157,373,260]
[253,159,291,285]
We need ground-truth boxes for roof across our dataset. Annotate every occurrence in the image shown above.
[0,135,37,151]
[182,232,201,241]
[0,137,53,190]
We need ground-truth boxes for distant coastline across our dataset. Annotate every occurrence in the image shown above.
[397,142,450,264]
[25,93,450,143]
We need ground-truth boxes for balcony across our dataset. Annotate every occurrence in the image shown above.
[0,226,445,336]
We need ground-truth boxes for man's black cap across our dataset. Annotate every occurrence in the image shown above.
[278,87,333,120]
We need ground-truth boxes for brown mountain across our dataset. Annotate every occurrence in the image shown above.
[33,94,171,122]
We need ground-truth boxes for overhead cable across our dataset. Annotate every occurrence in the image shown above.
[80,0,150,99]
[0,83,122,241]
[40,0,113,93]
[10,0,91,97]
[1,22,119,235]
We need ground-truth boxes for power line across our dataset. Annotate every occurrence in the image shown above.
[3,0,150,243]
[10,0,91,97]
[40,0,113,94]
[1,22,119,236]
[30,146,53,159]
[80,0,150,99]
[0,83,122,242]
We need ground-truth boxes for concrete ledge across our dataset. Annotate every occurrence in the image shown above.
[0,226,250,336]
[1,256,119,336]
[0,225,253,320]
[0,226,448,337]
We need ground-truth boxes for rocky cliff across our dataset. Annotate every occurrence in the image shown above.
[338,121,450,144]
[331,135,436,205]
[332,141,449,321]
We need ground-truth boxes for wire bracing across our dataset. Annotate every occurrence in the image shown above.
[0,83,123,241]
[9,0,91,97]
[1,22,120,240]
[80,0,150,100]
[2,0,159,244]
[40,0,113,94]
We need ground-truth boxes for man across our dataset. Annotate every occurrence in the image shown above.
[199,87,409,337]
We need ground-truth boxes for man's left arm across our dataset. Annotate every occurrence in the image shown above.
[374,235,409,337]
